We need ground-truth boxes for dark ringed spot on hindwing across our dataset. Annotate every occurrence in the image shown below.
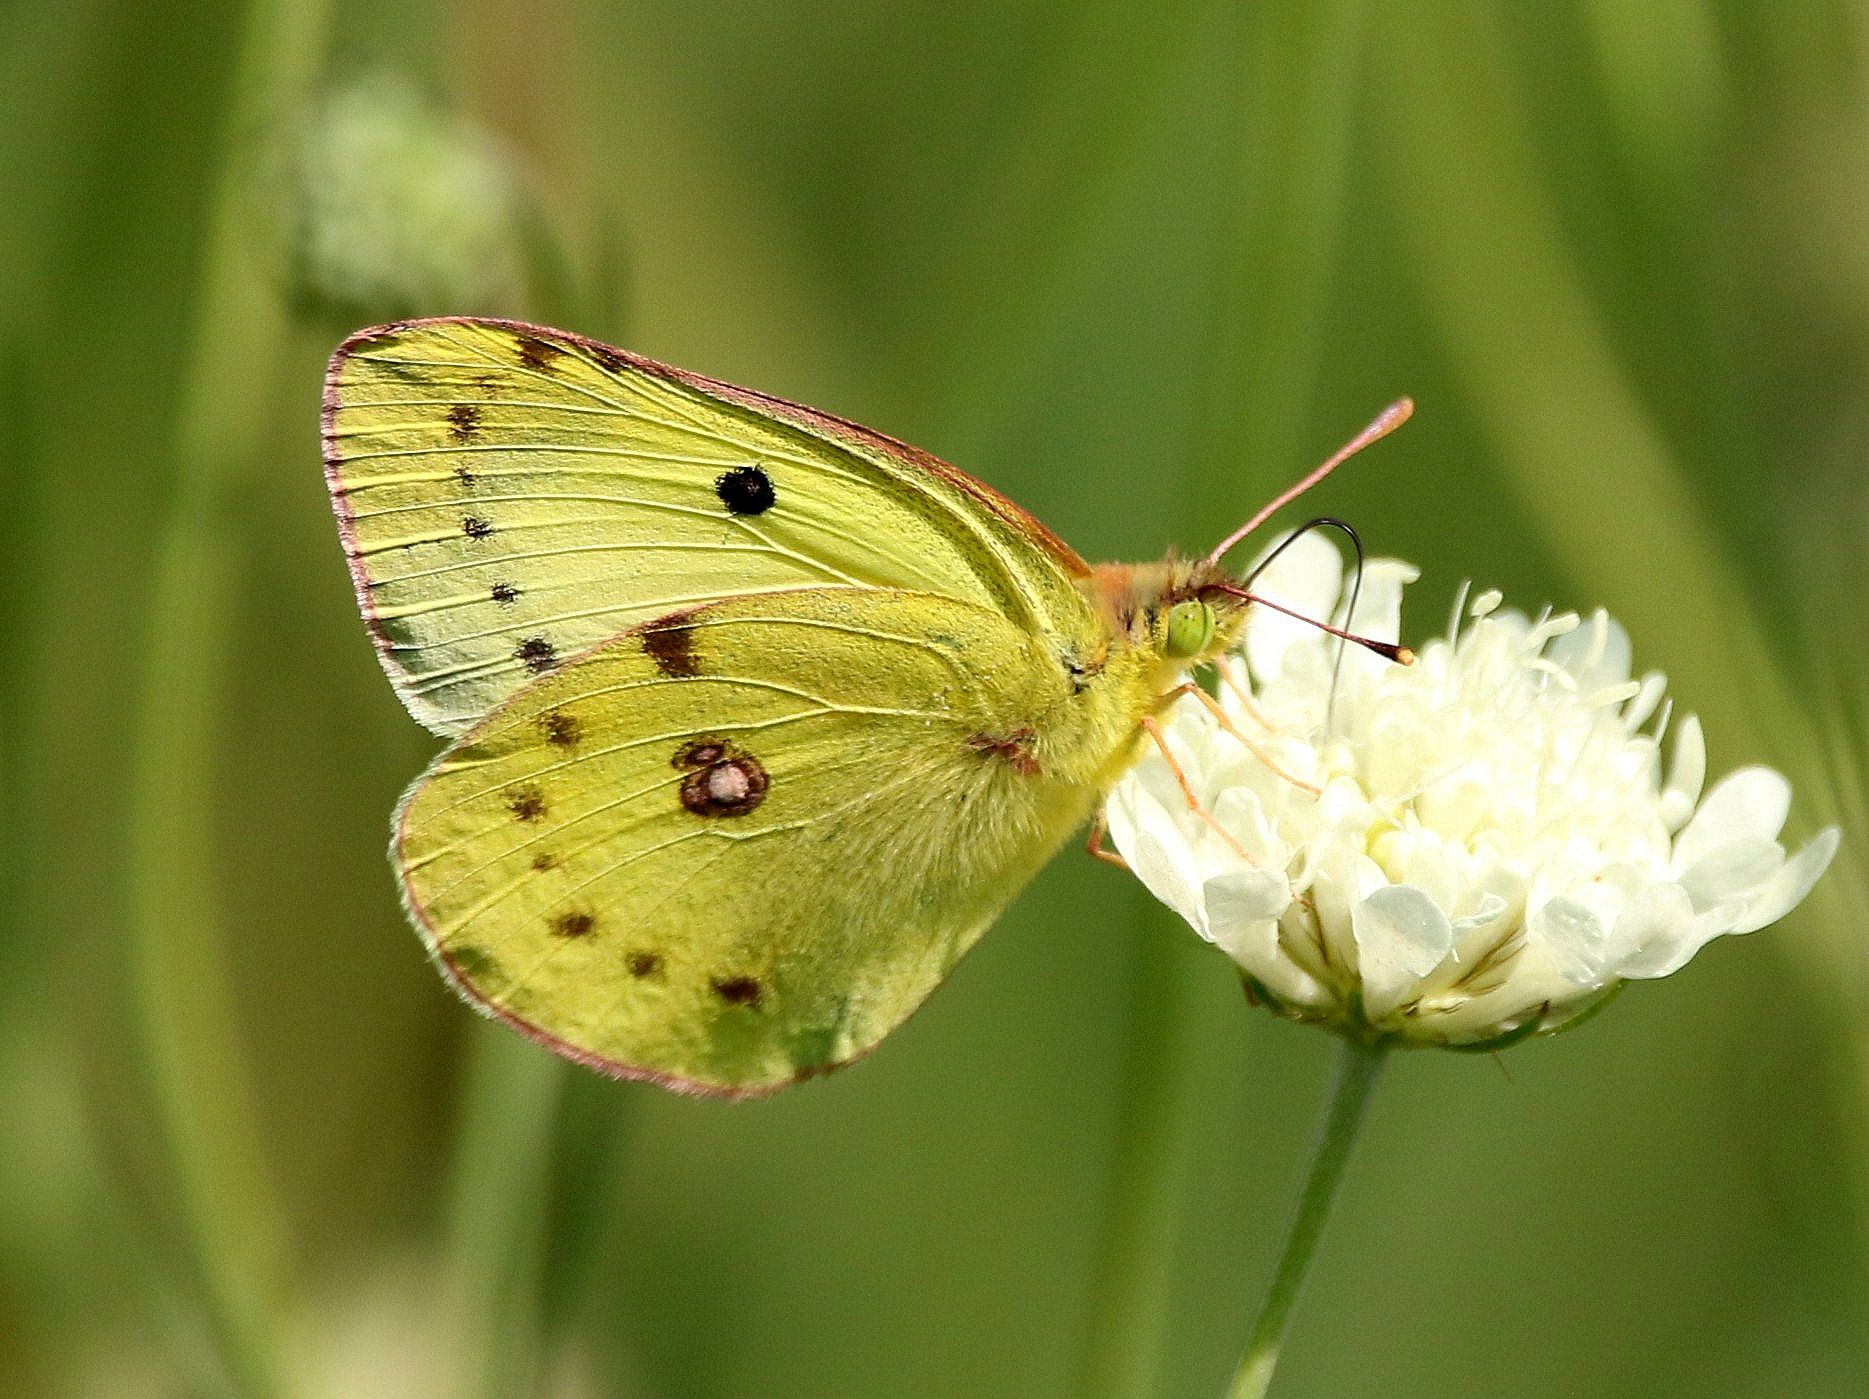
[514,333,566,372]
[515,636,557,673]
[550,910,595,938]
[710,975,763,1008]
[642,610,699,677]
[679,753,768,818]
[626,950,662,979]
[538,710,581,747]
[672,738,728,770]
[715,464,775,515]
[447,402,481,442]
[507,786,547,822]
[462,515,493,540]
[491,581,520,606]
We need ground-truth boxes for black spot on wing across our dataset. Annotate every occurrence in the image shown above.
[710,975,763,1008]
[515,636,557,674]
[626,950,662,979]
[507,786,546,822]
[462,515,493,540]
[715,465,775,516]
[491,580,519,606]
[538,710,581,747]
[530,851,558,871]
[642,610,699,677]
[550,910,595,938]
[514,333,566,371]
[447,402,480,442]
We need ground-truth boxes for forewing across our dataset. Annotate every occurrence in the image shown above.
[325,317,1093,733]
[394,587,1097,1097]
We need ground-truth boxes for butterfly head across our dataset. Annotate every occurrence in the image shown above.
[1093,558,1254,666]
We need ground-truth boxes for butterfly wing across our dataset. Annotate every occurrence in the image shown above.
[325,317,1093,733]
[395,586,1106,1097]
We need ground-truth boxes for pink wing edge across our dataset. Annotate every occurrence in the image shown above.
[325,315,1055,1095]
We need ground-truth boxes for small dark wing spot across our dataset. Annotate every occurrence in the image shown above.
[515,636,558,674]
[447,402,481,442]
[711,975,763,1007]
[453,463,476,489]
[590,345,628,373]
[626,950,663,979]
[507,786,547,822]
[642,610,699,677]
[462,515,493,540]
[672,738,727,770]
[530,851,558,871]
[490,581,520,606]
[448,943,500,979]
[514,333,566,372]
[550,910,595,938]
[680,754,769,818]
[715,465,775,516]
[538,710,581,747]
[966,728,1042,777]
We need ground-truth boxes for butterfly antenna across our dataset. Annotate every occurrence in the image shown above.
[1204,397,1414,568]
[1201,580,1413,666]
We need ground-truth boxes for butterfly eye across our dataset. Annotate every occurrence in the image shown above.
[1164,600,1215,659]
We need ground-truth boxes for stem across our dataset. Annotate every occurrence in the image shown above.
[1079,4,1366,1393]
[123,1,329,1393]
[1226,1037,1387,1399]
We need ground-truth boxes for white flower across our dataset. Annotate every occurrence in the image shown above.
[1109,532,1840,1048]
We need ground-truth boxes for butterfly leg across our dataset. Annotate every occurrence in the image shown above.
[1164,682,1321,796]
[1215,662,1274,731]
[1084,809,1129,869]
[1139,715,1258,866]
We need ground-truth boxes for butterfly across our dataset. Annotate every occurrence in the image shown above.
[324,317,1409,1098]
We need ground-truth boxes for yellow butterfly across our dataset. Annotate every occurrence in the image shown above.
[324,317,1408,1097]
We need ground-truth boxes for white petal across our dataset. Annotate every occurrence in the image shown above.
[1352,884,1455,1018]
[1106,785,1208,937]
[1677,837,1785,912]
[1547,610,1633,688]
[1731,827,1840,934]
[1242,529,1343,682]
[1529,896,1609,984]
[1601,882,1695,978]
[1622,900,1749,978]
[1672,766,1791,872]
[1659,714,1705,833]
[1202,870,1296,974]
[1333,558,1419,649]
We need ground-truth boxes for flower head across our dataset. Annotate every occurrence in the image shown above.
[1108,532,1839,1049]
[283,74,530,321]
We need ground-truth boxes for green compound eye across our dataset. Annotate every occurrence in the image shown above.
[1164,599,1215,659]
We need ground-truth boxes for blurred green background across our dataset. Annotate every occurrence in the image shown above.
[4,1,1867,1395]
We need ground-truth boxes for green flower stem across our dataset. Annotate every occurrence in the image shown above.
[1079,5,1365,1394]
[1227,1037,1387,1399]
[123,0,330,1392]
